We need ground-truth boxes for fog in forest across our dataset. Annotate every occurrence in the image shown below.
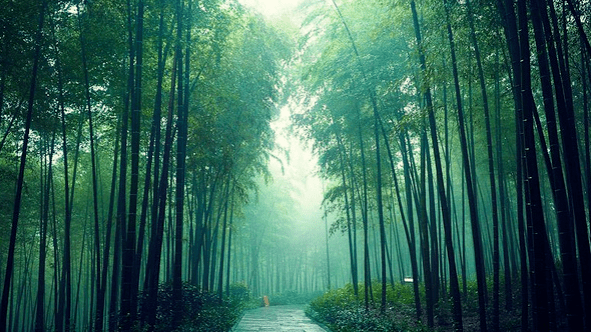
[2,0,591,331]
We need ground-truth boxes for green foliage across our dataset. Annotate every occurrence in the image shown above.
[228,281,251,301]
[268,290,324,306]
[140,283,248,332]
[307,282,427,332]
[307,280,526,331]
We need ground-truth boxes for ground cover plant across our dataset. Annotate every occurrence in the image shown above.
[307,281,522,332]
[140,283,252,332]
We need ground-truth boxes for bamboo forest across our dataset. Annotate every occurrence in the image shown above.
[3,0,591,330]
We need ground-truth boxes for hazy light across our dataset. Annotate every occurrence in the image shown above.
[238,0,304,18]
[241,0,328,243]
[270,104,324,213]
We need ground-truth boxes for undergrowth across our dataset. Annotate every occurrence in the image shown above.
[267,290,324,306]
[138,281,253,332]
[306,280,522,332]
[306,282,429,332]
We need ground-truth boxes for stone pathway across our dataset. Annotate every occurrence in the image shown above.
[232,304,327,331]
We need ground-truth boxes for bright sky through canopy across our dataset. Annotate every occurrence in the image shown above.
[238,0,303,18]
[241,0,326,243]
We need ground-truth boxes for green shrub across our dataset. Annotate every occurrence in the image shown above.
[307,282,428,332]
[269,290,325,306]
[228,281,250,301]
[138,282,248,332]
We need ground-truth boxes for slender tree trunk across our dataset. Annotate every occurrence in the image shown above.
[35,134,54,332]
[95,114,120,332]
[445,5,489,330]
[464,1,500,329]
[142,0,167,311]
[337,135,359,296]
[76,7,103,330]
[348,143,359,296]
[114,0,134,328]
[49,13,71,331]
[329,1,384,308]
[202,179,218,292]
[143,47,178,330]
[418,130,434,327]
[528,0,583,329]
[172,0,187,326]
[216,179,230,296]
[371,95,387,314]
[494,49,513,312]
[410,1,463,330]
[399,131,421,321]
[380,114,418,305]
[545,0,591,322]
[517,0,549,328]
[353,118,371,308]
[324,200,332,290]
[1,1,47,331]
[219,184,234,297]
[225,199,234,294]
[495,0,529,327]
[121,0,144,327]
[109,185,123,332]
[583,46,591,319]
[424,140,439,306]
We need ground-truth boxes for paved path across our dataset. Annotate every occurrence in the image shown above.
[232,304,327,331]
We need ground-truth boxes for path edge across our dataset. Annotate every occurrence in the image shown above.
[304,304,332,332]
